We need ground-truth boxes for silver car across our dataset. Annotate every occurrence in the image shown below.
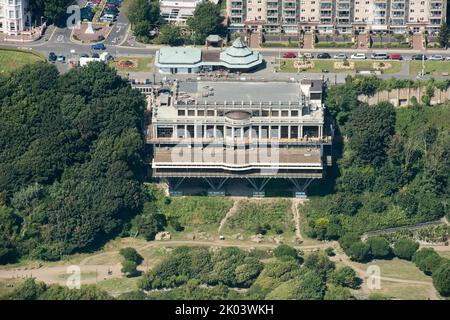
[429,55,444,61]
[334,53,347,59]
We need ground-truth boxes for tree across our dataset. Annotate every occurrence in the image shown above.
[339,232,361,251]
[346,102,396,167]
[331,266,360,289]
[155,24,183,46]
[119,247,143,265]
[412,248,443,275]
[367,237,391,259]
[437,22,450,48]
[187,1,224,44]
[432,261,450,296]
[121,260,140,277]
[292,270,327,300]
[347,241,371,262]
[30,0,76,25]
[273,244,299,261]
[303,252,335,280]
[393,239,419,260]
[324,284,354,300]
[6,278,46,300]
[127,0,160,27]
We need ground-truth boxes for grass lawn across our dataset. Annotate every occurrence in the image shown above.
[97,277,139,297]
[277,59,402,74]
[352,258,431,282]
[367,281,431,300]
[109,57,154,72]
[222,199,294,238]
[437,251,450,259]
[0,49,44,75]
[57,271,97,280]
[410,60,450,76]
[0,278,23,298]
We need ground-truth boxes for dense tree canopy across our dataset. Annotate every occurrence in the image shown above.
[187,1,225,44]
[30,0,76,25]
[346,102,396,167]
[0,62,146,262]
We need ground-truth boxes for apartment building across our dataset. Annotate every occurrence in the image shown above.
[226,0,447,34]
[0,0,30,35]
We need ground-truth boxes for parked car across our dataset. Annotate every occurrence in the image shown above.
[92,53,100,58]
[91,43,106,50]
[429,55,444,61]
[411,54,427,60]
[80,53,89,58]
[371,52,389,60]
[389,53,402,60]
[334,53,347,59]
[48,52,57,62]
[350,53,366,60]
[445,56,450,61]
[303,52,314,59]
[317,53,331,59]
[57,55,66,63]
[282,52,296,58]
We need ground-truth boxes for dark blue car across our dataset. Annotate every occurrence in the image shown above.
[91,43,106,50]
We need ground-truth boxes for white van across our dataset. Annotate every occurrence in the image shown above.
[371,53,389,60]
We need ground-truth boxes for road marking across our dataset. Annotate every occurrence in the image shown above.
[56,35,65,42]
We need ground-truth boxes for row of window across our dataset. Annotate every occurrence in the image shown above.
[176,109,301,117]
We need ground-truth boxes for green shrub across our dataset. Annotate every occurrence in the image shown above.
[432,260,450,297]
[393,239,419,260]
[412,248,443,275]
[348,242,371,262]
[367,237,391,259]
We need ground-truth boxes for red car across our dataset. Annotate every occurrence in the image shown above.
[389,53,402,60]
[282,52,296,58]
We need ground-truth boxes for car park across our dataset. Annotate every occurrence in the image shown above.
[57,55,66,63]
[317,53,331,59]
[371,53,389,60]
[350,53,366,60]
[429,55,444,61]
[388,53,402,60]
[411,54,427,60]
[302,53,314,59]
[334,53,347,59]
[81,53,89,58]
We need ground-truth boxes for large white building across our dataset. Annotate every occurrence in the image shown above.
[0,0,31,35]
[160,0,219,24]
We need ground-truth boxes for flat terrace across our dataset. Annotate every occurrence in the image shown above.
[177,81,305,104]
[152,146,322,168]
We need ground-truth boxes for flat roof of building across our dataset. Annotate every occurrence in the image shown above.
[178,81,303,103]
[157,47,202,65]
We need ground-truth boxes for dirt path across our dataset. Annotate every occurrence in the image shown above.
[291,199,308,241]
[217,199,240,234]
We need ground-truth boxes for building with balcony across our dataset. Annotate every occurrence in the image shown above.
[0,0,30,35]
[146,78,332,196]
[226,0,447,35]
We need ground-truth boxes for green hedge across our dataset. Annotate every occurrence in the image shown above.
[371,42,411,49]
[315,42,354,48]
